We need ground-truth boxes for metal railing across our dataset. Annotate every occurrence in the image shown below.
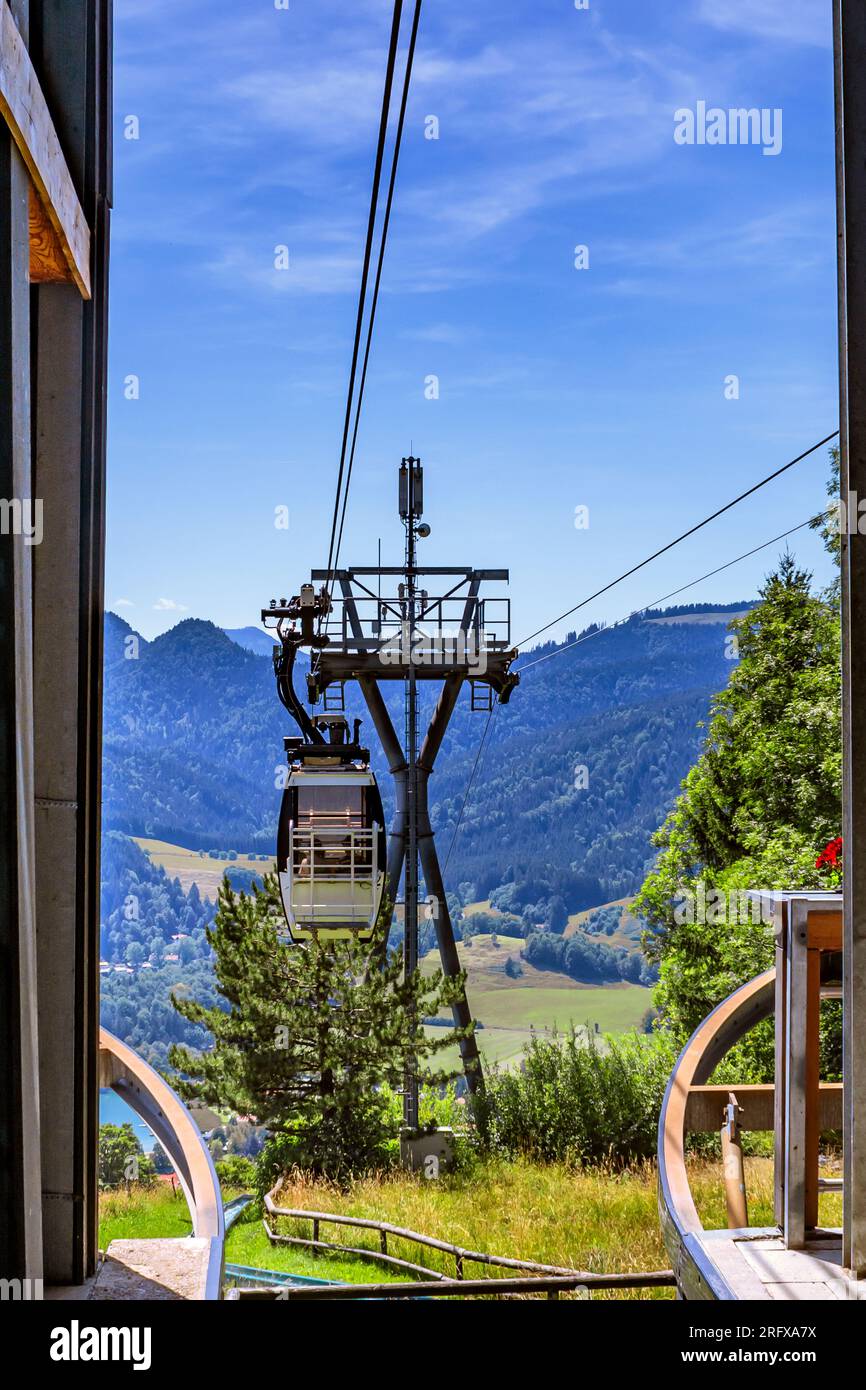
[322,594,513,653]
[288,824,379,924]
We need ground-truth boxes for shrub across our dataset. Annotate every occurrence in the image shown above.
[470,1028,677,1167]
[214,1155,257,1189]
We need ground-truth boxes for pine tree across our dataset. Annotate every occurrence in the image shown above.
[169,874,473,1180]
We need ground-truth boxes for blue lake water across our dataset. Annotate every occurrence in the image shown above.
[99,1089,157,1151]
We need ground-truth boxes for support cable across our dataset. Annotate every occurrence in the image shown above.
[332,0,423,585]
[322,0,406,602]
[514,432,838,650]
[515,512,827,675]
[442,507,830,879]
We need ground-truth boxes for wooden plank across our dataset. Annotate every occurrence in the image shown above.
[27,181,66,282]
[684,1082,843,1134]
[806,910,843,951]
[805,947,822,1228]
[766,1282,842,1300]
[692,1233,771,1301]
[785,901,809,1248]
[0,1,90,296]
[738,1242,847,1288]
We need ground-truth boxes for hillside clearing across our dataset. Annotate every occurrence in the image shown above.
[134,837,273,897]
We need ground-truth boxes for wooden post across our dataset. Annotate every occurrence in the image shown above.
[721,1094,749,1230]
[835,0,866,1277]
[784,900,809,1248]
[805,941,822,1231]
[773,896,788,1228]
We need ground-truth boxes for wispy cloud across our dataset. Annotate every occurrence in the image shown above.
[602,200,832,288]
[400,322,465,344]
[153,597,188,612]
[694,0,831,48]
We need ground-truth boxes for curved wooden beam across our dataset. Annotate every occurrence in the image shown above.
[98,1027,225,1299]
[658,969,776,1298]
[0,2,91,296]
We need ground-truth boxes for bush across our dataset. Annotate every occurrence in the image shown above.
[470,1028,677,1167]
[254,1097,396,1195]
[214,1155,257,1189]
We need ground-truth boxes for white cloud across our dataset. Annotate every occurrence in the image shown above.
[114,597,135,608]
[400,323,465,344]
[223,59,387,151]
[206,245,362,297]
[694,0,831,48]
[153,597,188,612]
[603,200,832,284]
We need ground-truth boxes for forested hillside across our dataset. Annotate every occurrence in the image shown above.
[99,831,222,1070]
[102,604,747,914]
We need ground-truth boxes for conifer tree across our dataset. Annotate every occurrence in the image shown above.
[636,551,841,1053]
[169,874,472,1178]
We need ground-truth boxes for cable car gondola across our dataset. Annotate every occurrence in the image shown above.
[268,605,386,942]
[277,718,386,942]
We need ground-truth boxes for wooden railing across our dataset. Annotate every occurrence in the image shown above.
[263,1184,674,1295]
[230,1270,675,1300]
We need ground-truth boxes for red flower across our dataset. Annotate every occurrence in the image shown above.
[816,836,843,870]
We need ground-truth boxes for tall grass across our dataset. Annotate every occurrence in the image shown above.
[252,1156,811,1298]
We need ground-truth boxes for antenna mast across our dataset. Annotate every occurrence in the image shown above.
[400,457,423,1129]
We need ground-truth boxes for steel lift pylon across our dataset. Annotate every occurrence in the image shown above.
[263,458,519,1119]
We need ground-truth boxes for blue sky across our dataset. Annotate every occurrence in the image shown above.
[107,0,838,644]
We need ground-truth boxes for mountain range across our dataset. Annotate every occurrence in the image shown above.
[102,601,749,913]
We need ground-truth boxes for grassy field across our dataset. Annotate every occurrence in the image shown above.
[102,1156,842,1299]
[421,931,651,1068]
[134,837,274,898]
[470,984,649,1031]
[99,1181,198,1245]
